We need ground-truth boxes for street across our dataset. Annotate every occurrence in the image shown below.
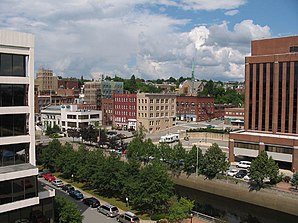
[39,179,121,223]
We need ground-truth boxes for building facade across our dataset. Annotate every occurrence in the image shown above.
[41,104,102,133]
[113,93,137,130]
[137,93,176,133]
[101,98,113,127]
[101,81,123,99]
[84,81,101,109]
[35,67,58,95]
[224,107,244,127]
[176,96,214,122]
[0,30,54,222]
[229,36,298,171]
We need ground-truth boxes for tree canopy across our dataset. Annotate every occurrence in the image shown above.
[54,196,83,223]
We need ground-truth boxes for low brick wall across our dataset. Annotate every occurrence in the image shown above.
[172,174,298,216]
[182,132,229,141]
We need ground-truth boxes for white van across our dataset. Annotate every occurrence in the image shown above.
[159,134,180,143]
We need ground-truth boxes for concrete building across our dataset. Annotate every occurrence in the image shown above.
[229,36,298,171]
[176,96,214,122]
[35,67,58,95]
[0,30,54,222]
[113,93,137,130]
[101,81,123,99]
[84,81,101,109]
[137,93,176,133]
[41,104,102,133]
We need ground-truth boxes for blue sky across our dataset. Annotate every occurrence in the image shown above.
[0,0,297,81]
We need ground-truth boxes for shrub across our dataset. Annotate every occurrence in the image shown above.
[151,214,167,221]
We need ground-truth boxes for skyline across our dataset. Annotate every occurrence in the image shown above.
[1,0,297,81]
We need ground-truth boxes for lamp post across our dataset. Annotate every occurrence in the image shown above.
[190,213,193,223]
[126,197,129,207]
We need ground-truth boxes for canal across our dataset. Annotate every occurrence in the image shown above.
[175,184,298,223]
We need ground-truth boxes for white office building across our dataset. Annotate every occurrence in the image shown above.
[0,30,55,222]
[41,104,102,133]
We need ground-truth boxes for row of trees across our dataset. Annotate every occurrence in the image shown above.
[41,139,193,221]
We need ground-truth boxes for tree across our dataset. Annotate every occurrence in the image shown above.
[45,124,61,136]
[167,197,194,222]
[67,128,79,142]
[129,161,174,214]
[54,196,83,223]
[41,139,63,171]
[250,151,279,188]
[291,172,298,190]
[183,145,203,176]
[201,143,229,178]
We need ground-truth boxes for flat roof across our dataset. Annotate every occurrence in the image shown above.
[235,131,298,140]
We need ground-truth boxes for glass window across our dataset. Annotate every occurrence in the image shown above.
[24,176,37,199]
[90,114,99,119]
[0,114,26,137]
[0,143,29,167]
[0,54,12,76]
[13,55,26,76]
[78,115,89,119]
[13,178,24,202]
[0,180,12,204]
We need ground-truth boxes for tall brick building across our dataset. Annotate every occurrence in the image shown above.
[229,36,298,171]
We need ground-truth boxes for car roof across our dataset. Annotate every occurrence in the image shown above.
[125,211,137,217]
[102,203,115,208]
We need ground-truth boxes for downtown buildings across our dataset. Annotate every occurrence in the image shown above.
[229,36,298,171]
[0,30,54,222]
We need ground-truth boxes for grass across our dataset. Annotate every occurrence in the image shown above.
[51,172,151,220]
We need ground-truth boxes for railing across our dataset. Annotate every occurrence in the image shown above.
[191,210,226,223]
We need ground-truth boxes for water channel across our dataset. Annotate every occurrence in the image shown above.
[175,185,298,223]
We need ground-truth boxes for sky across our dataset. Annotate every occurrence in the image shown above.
[0,0,297,81]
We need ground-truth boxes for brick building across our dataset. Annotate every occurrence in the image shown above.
[224,107,244,127]
[102,98,113,127]
[229,36,298,171]
[176,96,214,122]
[113,93,137,130]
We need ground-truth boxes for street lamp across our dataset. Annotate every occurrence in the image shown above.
[126,197,129,207]
[190,213,193,223]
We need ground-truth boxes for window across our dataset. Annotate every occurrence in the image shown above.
[78,115,89,119]
[90,114,99,119]
[0,143,29,167]
[0,114,26,137]
[67,115,76,119]
[0,54,26,77]
[0,84,27,106]
[67,122,76,127]
[150,99,153,103]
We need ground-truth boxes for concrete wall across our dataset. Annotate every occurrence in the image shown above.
[182,132,229,141]
[172,173,298,216]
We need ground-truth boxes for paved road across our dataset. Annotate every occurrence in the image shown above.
[39,178,119,223]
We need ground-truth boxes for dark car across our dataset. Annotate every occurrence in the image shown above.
[82,197,100,208]
[61,184,75,193]
[69,190,84,199]
[235,169,247,178]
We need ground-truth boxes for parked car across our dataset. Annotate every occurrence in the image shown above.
[237,161,251,169]
[82,197,100,208]
[227,169,238,177]
[243,174,251,181]
[61,184,74,193]
[116,211,140,223]
[69,190,84,200]
[235,169,248,178]
[97,204,119,217]
[51,179,64,187]
[43,173,56,182]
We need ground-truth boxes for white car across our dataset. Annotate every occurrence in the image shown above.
[227,169,238,177]
[51,179,64,187]
[243,174,251,181]
[237,161,251,169]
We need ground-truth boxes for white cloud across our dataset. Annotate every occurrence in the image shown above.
[225,9,239,16]
[0,0,271,81]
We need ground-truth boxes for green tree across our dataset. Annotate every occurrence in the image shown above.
[201,143,229,178]
[54,196,83,223]
[41,139,63,171]
[129,161,174,214]
[183,145,203,176]
[291,172,298,190]
[45,124,61,136]
[167,197,194,222]
[250,151,279,188]
[169,142,186,175]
